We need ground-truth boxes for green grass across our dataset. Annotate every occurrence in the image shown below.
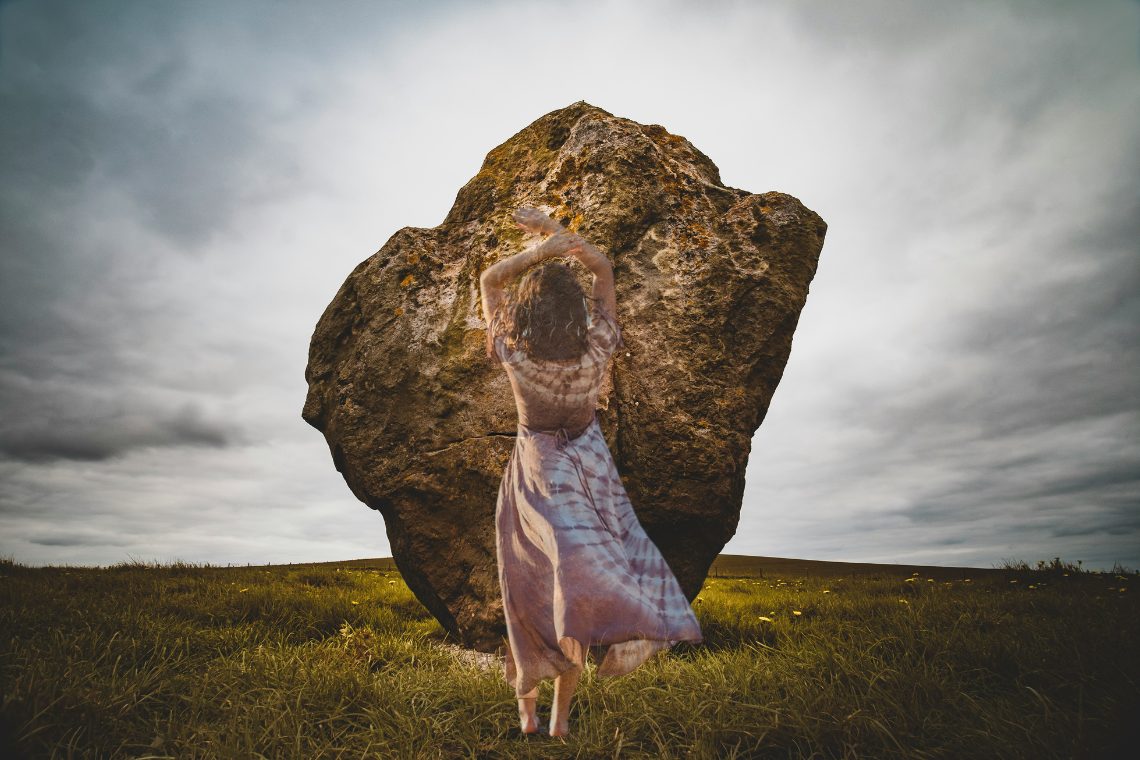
[1,556,1137,758]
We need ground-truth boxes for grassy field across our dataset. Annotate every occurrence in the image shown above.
[1,555,1137,759]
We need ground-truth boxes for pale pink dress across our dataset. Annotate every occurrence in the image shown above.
[490,302,703,697]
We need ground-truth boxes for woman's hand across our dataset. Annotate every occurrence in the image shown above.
[539,231,583,258]
[512,207,564,236]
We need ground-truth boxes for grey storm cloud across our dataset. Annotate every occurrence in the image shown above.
[27,530,130,548]
[0,0,1137,568]
[728,0,1140,564]
[863,196,1140,544]
[1,7,248,250]
[0,0,322,465]
[0,399,238,464]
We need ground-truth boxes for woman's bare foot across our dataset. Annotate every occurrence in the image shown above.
[518,691,539,734]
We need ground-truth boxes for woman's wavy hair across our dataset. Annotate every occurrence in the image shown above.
[489,261,591,361]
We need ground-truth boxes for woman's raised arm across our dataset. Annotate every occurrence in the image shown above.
[479,206,617,330]
[566,237,617,319]
[479,211,579,329]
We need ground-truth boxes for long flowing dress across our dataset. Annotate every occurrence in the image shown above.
[490,301,704,698]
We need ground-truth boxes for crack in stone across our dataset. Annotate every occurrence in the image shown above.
[422,432,517,456]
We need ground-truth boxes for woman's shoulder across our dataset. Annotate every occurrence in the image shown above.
[488,313,524,365]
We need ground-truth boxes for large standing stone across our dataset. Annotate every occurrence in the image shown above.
[303,101,826,652]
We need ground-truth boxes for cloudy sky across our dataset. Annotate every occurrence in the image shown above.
[1,0,1136,570]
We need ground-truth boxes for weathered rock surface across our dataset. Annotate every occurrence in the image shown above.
[303,101,826,652]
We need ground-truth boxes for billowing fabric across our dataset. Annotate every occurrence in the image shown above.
[491,302,703,697]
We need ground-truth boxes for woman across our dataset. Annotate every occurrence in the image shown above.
[479,207,703,738]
